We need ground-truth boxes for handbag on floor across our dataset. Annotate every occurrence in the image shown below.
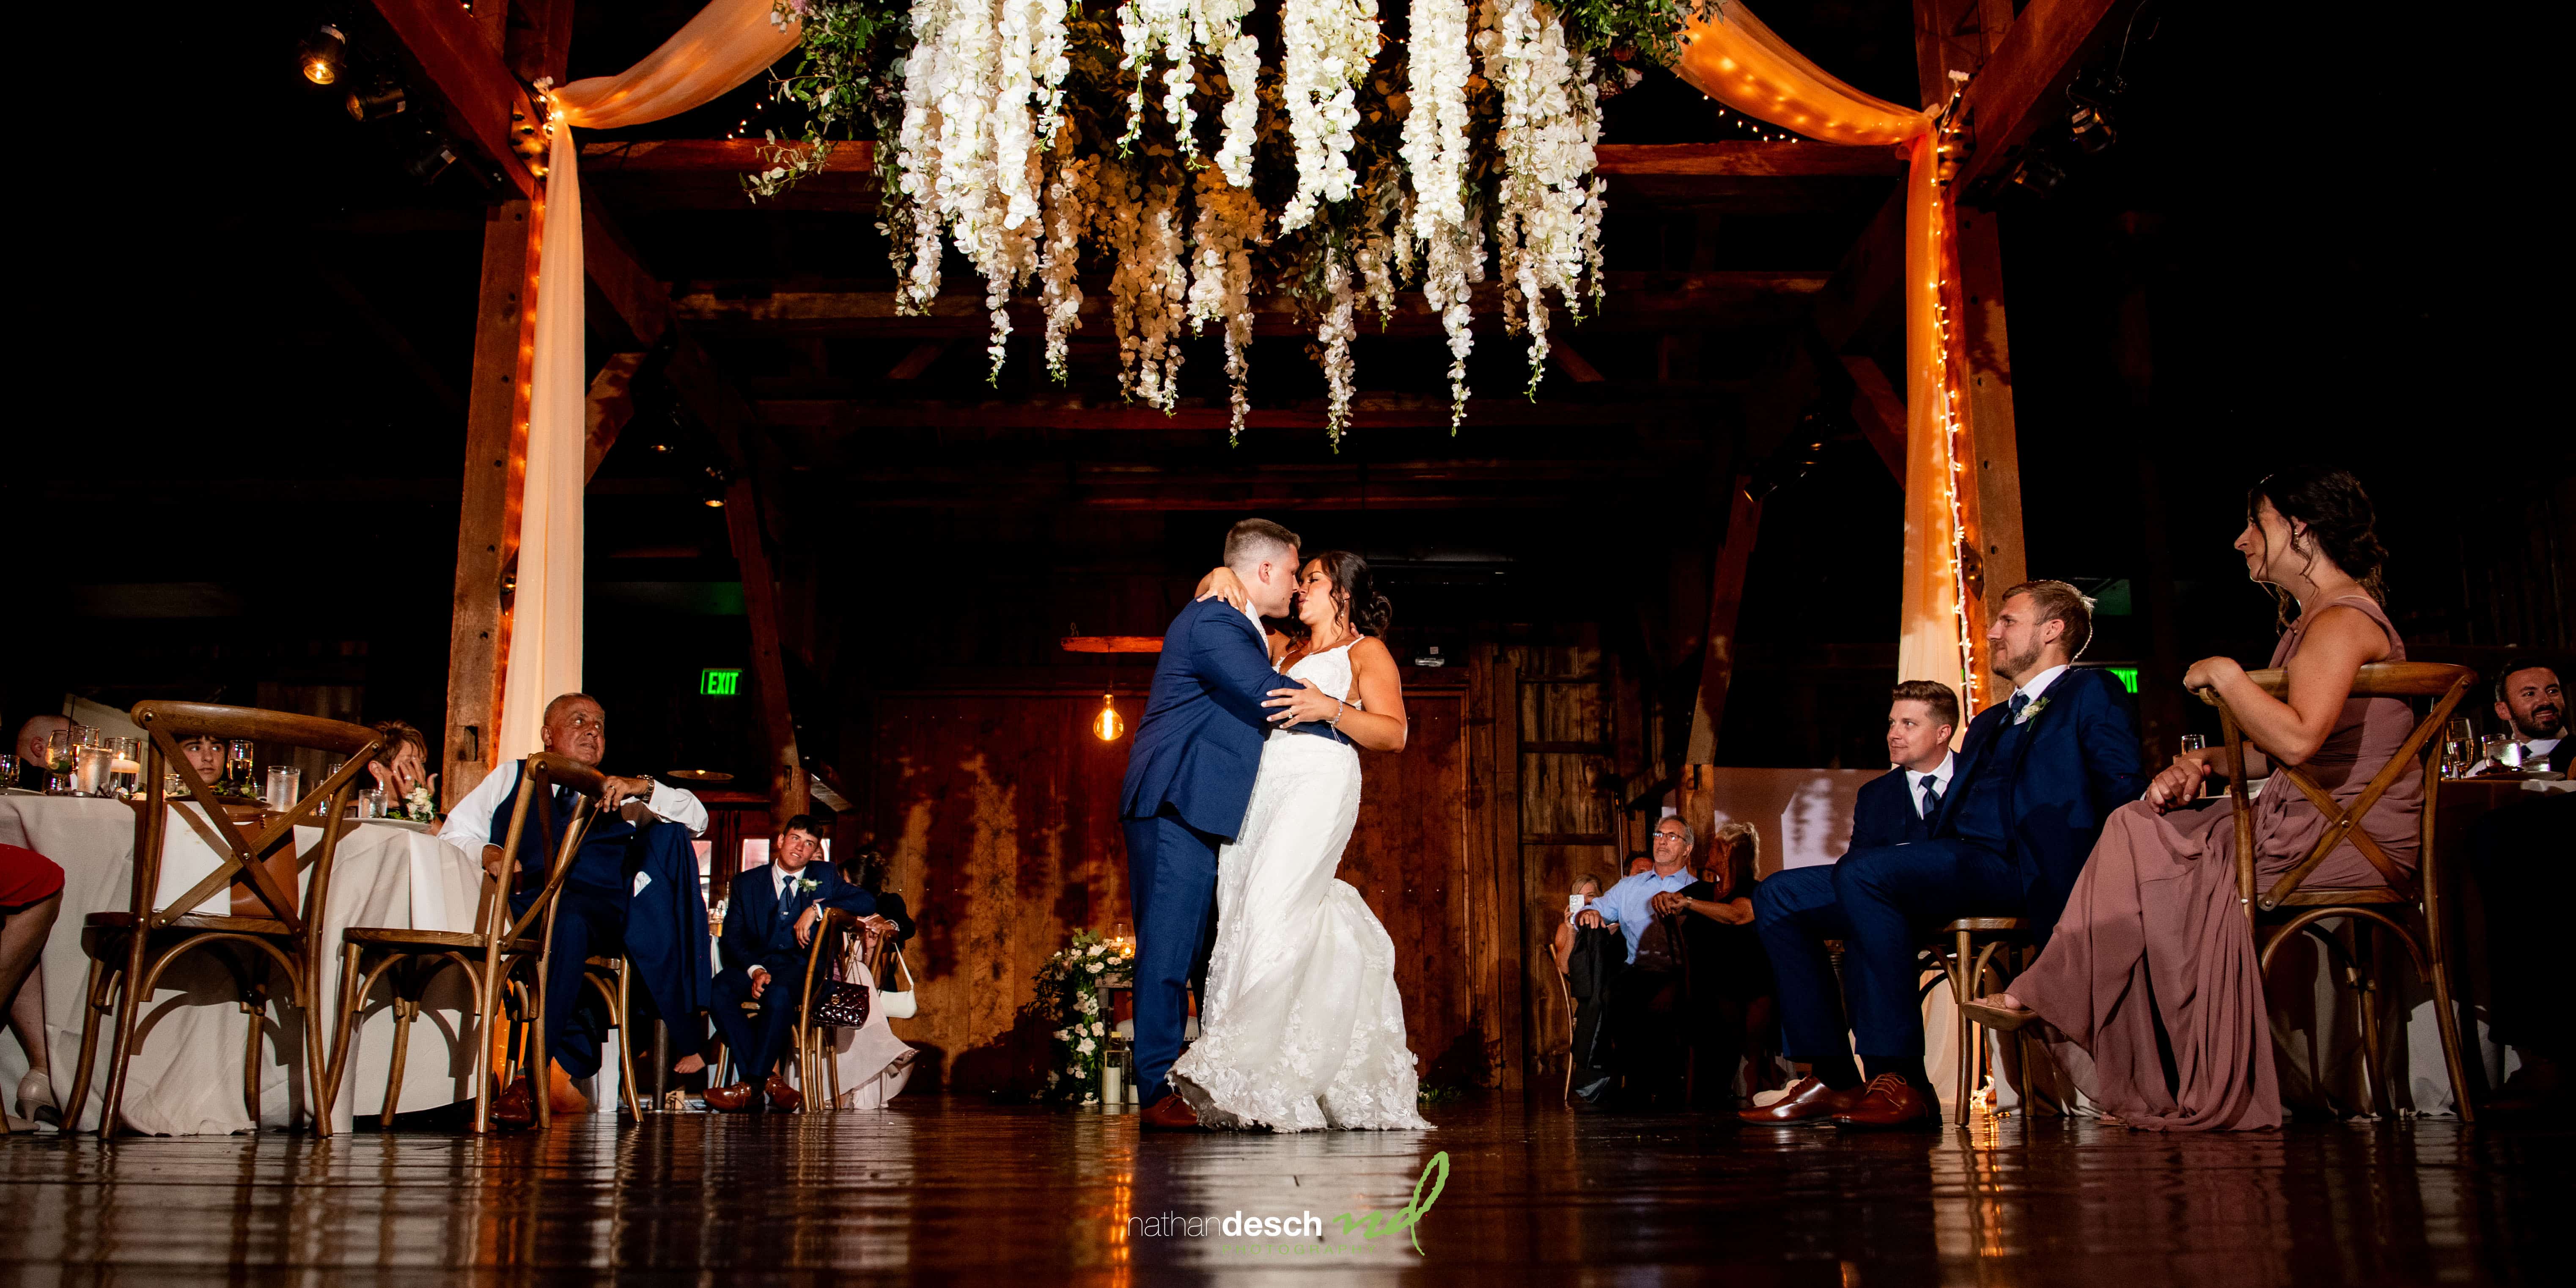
[876,945,919,1020]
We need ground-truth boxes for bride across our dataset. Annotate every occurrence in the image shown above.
[1168,550,1433,1131]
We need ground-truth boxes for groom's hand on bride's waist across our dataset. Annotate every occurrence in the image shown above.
[1264,678,1340,726]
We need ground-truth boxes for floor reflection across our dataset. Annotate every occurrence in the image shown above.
[0,1097,2550,1283]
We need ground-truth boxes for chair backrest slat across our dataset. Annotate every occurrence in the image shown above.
[493,754,610,947]
[129,701,383,936]
[2197,663,2472,917]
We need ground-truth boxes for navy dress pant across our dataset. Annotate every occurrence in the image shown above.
[514,884,625,1079]
[710,964,804,1083]
[1124,808,1225,1104]
[1753,840,2022,1063]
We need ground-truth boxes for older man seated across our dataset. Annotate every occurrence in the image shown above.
[1573,815,1702,1106]
[439,692,711,1127]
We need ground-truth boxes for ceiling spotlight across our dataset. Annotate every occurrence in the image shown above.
[401,132,456,185]
[2008,150,2068,198]
[298,24,347,85]
[702,495,727,509]
[346,83,406,123]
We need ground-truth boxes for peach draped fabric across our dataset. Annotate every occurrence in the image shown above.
[501,0,799,759]
[1672,3,1982,714]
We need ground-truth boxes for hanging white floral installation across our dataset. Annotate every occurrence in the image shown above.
[755,0,1699,446]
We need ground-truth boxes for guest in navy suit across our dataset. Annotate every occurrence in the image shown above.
[1120,518,1312,1129]
[1851,680,1962,851]
[1744,582,2142,1129]
[705,815,879,1113]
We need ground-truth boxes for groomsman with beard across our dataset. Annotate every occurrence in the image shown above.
[1742,582,2142,1129]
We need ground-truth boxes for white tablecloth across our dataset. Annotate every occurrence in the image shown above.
[0,794,484,1134]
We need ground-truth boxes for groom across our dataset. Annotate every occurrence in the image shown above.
[1121,518,1308,1130]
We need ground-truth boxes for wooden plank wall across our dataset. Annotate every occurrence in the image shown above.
[866,687,1481,1096]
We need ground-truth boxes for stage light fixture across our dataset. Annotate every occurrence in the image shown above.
[346,83,407,123]
[1093,693,1125,741]
[2068,103,2117,155]
[298,25,347,85]
[401,132,457,185]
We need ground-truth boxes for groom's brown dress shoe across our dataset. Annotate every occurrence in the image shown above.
[703,1082,759,1113]
[1139,1093,1204,1131]
[1832,1074,1941,1130]
[763,1072,804,1114]
[1738,1076,1861,1124]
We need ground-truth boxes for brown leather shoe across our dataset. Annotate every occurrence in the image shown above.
[1833,1074,1941,1130]
[1737,1076,1860,1125]
[703,1082,759,1113]
[1139,1093,1203,1131]
[763,1072,804,1114]
[490,1076,536,1130]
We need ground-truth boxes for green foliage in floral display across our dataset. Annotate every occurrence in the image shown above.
[1028,926,1129,1104]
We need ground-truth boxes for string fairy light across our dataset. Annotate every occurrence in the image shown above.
[1924,104,1980,712]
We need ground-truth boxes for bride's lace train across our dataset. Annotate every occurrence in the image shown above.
[1168,647,1431,1132]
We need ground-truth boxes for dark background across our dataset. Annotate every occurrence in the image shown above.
[9,1,2568,785]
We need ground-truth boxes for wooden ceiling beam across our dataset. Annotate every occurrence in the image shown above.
[807,462,1670,510]
[1953,0,2148,189]
[758,390,1716,434]
[673,271,1827,340]
[579,138,1902,179]
[365,0,539,199]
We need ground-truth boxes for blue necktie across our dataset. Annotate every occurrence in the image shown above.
[1920,777,1942,819]
[2008,692,2030,722]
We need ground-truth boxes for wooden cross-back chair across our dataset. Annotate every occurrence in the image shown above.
[320,752,614,1133]
[1922,917,2037,1126]
[66,702,381,1137]
[784,906,875,1111]
[2201,661,2478,1122]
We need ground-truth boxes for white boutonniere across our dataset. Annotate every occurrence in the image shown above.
[791,876,819,896]
[2017,697,2052,725]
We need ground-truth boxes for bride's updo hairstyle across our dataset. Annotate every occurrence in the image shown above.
[2246,465,2389,626]
[1301,550,1394,638]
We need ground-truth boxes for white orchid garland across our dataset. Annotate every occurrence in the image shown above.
[1488,0,1605,394]
[868,0,1626,442]
[1278,0,1381,232]
[1401,0,1480,427]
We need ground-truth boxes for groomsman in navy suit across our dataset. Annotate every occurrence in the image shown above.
[705,815,879,1112]
[1119,518,1314,1130]
[1744,582,2142,1130]
[1849,680,1962,851]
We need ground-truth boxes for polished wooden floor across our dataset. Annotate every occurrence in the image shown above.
[2,1095,2561,1285]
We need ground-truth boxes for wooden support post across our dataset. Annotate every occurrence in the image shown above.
[1953,206,2027,606]
[442,200,538,811]
[1467,643,1526,1091]
[1841,355,1909,482]
[1683,477,1765,765]
[584,353,646,484]
[722,477,809,832]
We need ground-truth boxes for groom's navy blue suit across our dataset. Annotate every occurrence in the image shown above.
[1120,595,1300,1104]
[1755,667,2142,1068]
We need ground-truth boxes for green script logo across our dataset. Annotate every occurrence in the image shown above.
[1329,1151,1449,1255]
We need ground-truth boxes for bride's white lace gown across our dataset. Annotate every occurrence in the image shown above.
[1168,640,1433,1131]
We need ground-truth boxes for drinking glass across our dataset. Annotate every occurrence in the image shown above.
[264,765,303,813]
[73,742,118,796]
[225,739,256,791]
[2441,719,2477,779]
[0,752,16,786]
[45,728,82,794]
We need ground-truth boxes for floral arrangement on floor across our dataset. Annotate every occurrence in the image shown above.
[1031,926,1131,1103]
[752,0,1708,445]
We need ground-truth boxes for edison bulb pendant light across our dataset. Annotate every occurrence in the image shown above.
[1093,693,1124,741]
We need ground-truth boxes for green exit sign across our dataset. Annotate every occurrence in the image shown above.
[700,668,743,697]
[2107,666,2140,694]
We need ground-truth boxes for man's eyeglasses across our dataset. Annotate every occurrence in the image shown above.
[1652,830,1688,844]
